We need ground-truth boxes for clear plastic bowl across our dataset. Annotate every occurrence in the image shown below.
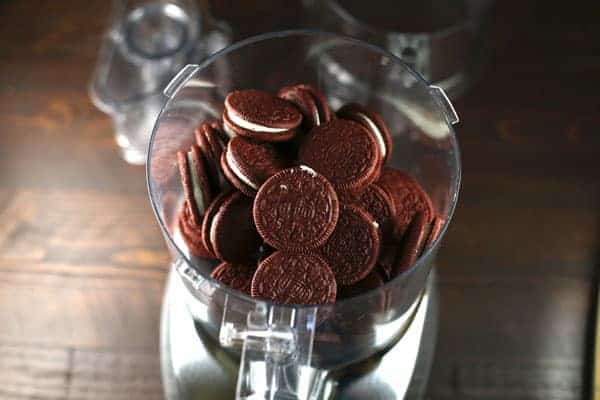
[147,30,460,399]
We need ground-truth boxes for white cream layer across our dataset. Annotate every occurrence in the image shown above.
[226,148,258,190]
[187,152,206,212]
[223,119,238,138]
[355,112,387,158]
[312,108,320,126]
[227,108,288,133]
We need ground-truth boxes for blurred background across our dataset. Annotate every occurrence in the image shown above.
[0,0,599,399]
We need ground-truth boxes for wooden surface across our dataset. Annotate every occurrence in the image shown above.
[1,1,599,399]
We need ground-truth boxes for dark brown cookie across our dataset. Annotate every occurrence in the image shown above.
[195,122,227,193]
[177,145,213,226]
[337,103,393,163]
[251,251,337,305]
[391,212,429,276]
[377,167,434,238]
[209,119,229,144]
[210,262,256,295]
[201,190,233,257]
[298,119,381,194]
[178,202,215,259]
[277,84,333,129]
[220,152,252,197]
[253,166,339,252]
[223,89,302,142]
[221,136,286,196]
[354,183,396,238]
[424,216,445,251]
[321,204,381,286]
[195,125,220,193]
[338,269,385,299]
[297,84,333,124]
[209,191,262,263]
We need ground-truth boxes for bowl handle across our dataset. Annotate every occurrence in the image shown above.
[219,296,323,399]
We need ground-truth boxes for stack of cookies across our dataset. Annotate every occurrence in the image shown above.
[176,85,442,305]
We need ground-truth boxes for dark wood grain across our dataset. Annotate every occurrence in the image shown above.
[0,0,598,399]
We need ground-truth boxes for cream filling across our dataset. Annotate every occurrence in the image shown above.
[299,165,317,176]
[223,119,238,138]
[226,149,258,190]
[228,108,288,133]
[356,112,387,158]
[313,108,320,126]
[187,152,205,213]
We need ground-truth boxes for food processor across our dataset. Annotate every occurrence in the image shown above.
[90,0,230,164]
[147,31,460,399]
[306,0,493,98]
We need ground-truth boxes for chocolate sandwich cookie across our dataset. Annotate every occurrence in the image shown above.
[354,183,396,238]
[377,167,434,237]
[251,251,337,305]
[277,84,333,129]
[195,123,227,194]
[337,103,393,163]
[391,212,429,276]
[177,145,213,226]
[321,204,380,286]
[220,136,286,196]
[208,119,229,144]
[253,166,339,252]
[338,269,385,299]
[424,217,444,250]
[210,262,256,296]
[223,89,302,142]
[178,202,215,259]
[298,119,381,194]
[209,191,262,263]
[201,190,232,258]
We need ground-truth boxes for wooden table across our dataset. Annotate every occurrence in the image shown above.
[1,1,598,399]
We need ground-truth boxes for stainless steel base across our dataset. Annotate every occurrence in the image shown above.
[160,268,437,400]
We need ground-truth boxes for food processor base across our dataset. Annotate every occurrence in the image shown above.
[160,268,438,400]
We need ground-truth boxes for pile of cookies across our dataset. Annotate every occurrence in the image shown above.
[176,85,442,305]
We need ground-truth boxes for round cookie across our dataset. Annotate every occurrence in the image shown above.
[297,84,333,124]
[209,119,229,144]
[377,168,434,238]
[298,119,381,194]
[210,262,256,296]
[321,204,380,286]
[220,152,253,197]
[337,103,393,163]
[354,183,396,238]
[223,89,302,142]
[392,212,429,276]
[251,251,337,305]
[177,145,213,226]
[424,216,445,251]
[178,202,215,259]
[195,123,225,194]
[338,269,385,300]
[221,136,286,196]
[277,84,333,129]
[209,191,262,263]
[201,190,233,257]
[253,166,339,252]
